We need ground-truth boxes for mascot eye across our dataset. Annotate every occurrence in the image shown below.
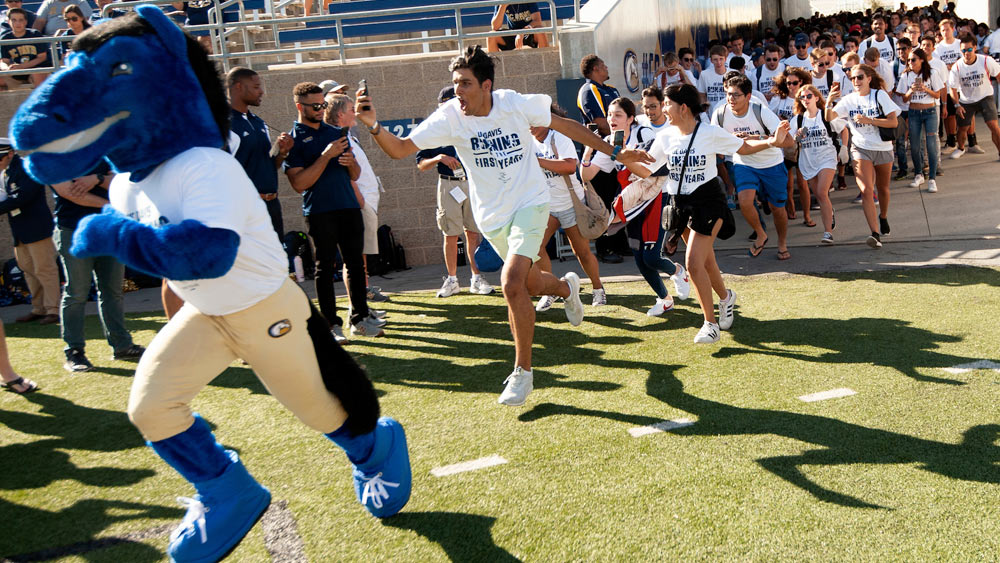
[111,62,133,77]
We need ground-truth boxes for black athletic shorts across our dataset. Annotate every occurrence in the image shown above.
[670,177,735,240]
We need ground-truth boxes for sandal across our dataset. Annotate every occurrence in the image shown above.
[748,235,768,258]
[1,376,38,395]
[777,249,792,261]
[802,219,817,227]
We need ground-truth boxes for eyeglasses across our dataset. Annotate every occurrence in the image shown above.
[725,91,745,99]
[907,57,919,62]
[961,47,975,53]
[850,75,866,81]
[302,101,328,111]
[816,62,828,67]
[682,57,694,62]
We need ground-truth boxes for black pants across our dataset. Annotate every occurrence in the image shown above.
[263,197,284,240]
[306,208,368,327]
[590,170,630,255]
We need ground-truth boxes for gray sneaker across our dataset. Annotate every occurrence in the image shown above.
[367,286,390,302]
[498,367,533,406]
[562,272,584,326]
[331,325,349,344]
[470,274,495,295]
[350,315,385,337]
[718,289,737,331]
[436,276,460,298]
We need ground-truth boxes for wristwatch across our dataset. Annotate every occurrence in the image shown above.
[96,173,106,186]
[367,122,381,135]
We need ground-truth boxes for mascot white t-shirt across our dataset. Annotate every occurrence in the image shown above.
[110,147,288,315]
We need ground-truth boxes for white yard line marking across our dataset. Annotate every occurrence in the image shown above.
[261,500,308,563]
[943,360,1000,374]
[798,388,856,403]
[628,418,695,437]
[431,455,508,477]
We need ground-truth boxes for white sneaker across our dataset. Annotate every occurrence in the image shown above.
[949,148,965,160]
[968,144,986,154]
[591,288,607,306]
[535,295,556,312]
[926,179,938,193]
[498,367,533,406]
[436,276,460,298]
[718,289,737,330]
[694,321,721,343]
[470,274,495,295]
[350,316,385,337]
[562,272,584,327]
[908,174,924,188]
[646,296,674,317]
[331,325,349,344]
[821,232,834,244]
[670,263,690,300]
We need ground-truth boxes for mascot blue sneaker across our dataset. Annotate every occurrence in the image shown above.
[10,6,411,561]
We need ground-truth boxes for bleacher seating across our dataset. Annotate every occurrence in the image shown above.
[278,0,585,46]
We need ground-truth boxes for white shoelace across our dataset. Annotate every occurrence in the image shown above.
[173,496,209,544]
[360,472,400,509]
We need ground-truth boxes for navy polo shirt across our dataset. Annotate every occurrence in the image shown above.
[415,146,464,178]
[230,108,278,194]
[0,156,54,245]
[51,161,110,230]
[283,121,358,216]
[576,78,620,124]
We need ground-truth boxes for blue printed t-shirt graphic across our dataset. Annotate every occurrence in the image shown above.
[230,109,278,195]
[407,90,552,233]
[284,122,358,216]
[577,79,619,124]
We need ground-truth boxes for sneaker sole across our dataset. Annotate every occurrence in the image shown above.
[498,393,530,406]
[63,363,93,373]
[563,273,584,327]
[866,236,882,249]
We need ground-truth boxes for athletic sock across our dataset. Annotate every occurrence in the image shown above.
[968,133,978,147]
[150,414,232,483]
[947,133,956,147]
[326,420,376,465]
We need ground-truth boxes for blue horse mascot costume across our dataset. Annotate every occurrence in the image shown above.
[10,6,411,561]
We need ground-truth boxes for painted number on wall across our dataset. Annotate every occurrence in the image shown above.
[379,118,423,137]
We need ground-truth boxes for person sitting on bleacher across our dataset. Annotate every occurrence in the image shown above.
[488,3,548,52]
[0,0,36,31]
[33,0,90,35]
[90,0,126,24]
[0,8,48,90]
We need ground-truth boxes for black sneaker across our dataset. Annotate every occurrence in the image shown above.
[879,217,890,237]
[893,172,907,181]
[64,348,94,372]
[113,344,146,361]
[598,252,623,264]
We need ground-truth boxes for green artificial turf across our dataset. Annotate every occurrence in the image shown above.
[2,266,999,561]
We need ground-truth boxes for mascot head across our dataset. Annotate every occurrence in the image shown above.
[9,5,229,184]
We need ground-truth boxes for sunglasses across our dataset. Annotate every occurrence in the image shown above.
[682,57,694,62]
[961,48,975,53]
[765,57,779,62]
[801,93,815,100]
[796,45,808,49]
[850,75,866,81]
[787,80,801,86]
[816,62,829,67]
[65,16,80,22]
[907,57,919,62]
[302,101,328,111]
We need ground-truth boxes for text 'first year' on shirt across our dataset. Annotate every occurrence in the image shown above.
[949,55,1000,104]
[697,67,727,105]
[110,147,288,316]
[283,121,358,215]
[711,103,784,168]
[408,89,552,233]
[789,112,846,180]
[934,39,963,67]
[832,89,900,152]
[895,70,945,105]
[644,124,744,195]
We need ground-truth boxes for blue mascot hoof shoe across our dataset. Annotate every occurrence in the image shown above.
[168,451,271,563]
[352,417,411,518]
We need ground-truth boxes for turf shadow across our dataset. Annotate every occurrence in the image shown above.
[712,315,975,385]
[382,511,520,562]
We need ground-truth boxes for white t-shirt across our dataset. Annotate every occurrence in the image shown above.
[833,89,901,151]
[711,102,783,168]
[861,35,896,63]
[644,123,744,195]
[949,55,1000,103]
[768,95,795,121]
[783,55,812,69]
[984,29,1000,58]
[349,136,380,212]
[871,58,895,90]
[790,111,846,180]
[811,68,845,98]
[697,67,727,105]
[753,63,785,96]
[590,125,652,173]
[934,38,963,68]
[636,114,669,132]
[110,147,288,316]
[656,69,694,89]
[533,130,584,213]
[895,70,945,105]
[408,89,551,233]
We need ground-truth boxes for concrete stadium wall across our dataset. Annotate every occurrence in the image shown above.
[0,47,562,268]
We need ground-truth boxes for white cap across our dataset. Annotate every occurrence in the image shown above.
[319,80,347,95]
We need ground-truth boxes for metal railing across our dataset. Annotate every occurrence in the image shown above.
[0,0,573,79]
[0,33,72,78]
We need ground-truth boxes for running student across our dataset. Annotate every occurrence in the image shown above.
[617,84,790,343]
[948,33,1000,159]
[790,84,847,244]
[354,46,651,406]
[827,63,900,249]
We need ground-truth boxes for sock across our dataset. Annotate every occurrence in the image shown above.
[969,133,978,146]
[871,231,880,239]
[947,133,956,147]
[150,414,232,483]
[326,420,376,465]
[447,275,457,282]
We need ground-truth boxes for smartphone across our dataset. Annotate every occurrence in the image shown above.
[358,79,371,111]
[613,129,625,148]
[586,123,600,134]
[914,76,923,88]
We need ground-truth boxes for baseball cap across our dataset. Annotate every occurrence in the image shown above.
[319,79,347,95]
[0,137,11,154]
[795,33,809,47]
[437,86,455,104]
[751,47,764,60]
[849,24,862,34]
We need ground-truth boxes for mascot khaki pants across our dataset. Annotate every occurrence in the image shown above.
[128,278,347,442]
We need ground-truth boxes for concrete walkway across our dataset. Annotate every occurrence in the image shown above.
[2,125,998,325]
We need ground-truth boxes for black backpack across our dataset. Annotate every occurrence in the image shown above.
[0,258,30,306]
[796,112,841,152]
[371,224,409,276]
[283,231,315,279]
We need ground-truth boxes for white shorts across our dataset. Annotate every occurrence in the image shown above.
[361,204,378,255]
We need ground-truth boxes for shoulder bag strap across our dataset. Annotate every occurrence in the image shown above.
[674,121,701,195]
[549,133,583,203]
